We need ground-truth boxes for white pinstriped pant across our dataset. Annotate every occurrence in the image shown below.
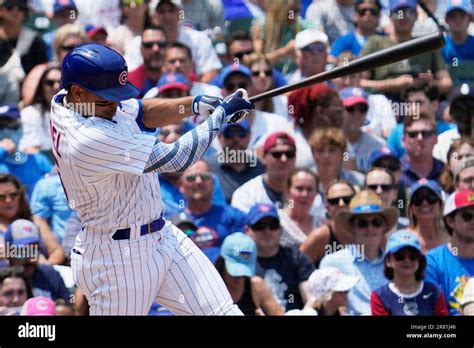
[71,223,243,315]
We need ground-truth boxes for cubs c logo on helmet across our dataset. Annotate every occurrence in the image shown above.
[119,71,128,86]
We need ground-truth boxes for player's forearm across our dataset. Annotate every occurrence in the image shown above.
[143,107,224,173]
[141,96,194,128]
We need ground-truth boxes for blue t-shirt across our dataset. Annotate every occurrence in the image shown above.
[30,173,73,244]
[442,34,474,64]
[33,264,70,301]
[330,31,364,57]
[425,244,474,315]
[188,204,246,262]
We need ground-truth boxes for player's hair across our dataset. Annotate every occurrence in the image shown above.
[403,112,436,132]
[53,24,89,61]
[225,31,252,50]
[309,127,347,152]
[164,42,193,61]
[383,250,427,281]
[0,174,32,222]
[0,266,34,299]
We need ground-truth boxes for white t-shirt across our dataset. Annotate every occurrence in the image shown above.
[19,104,52,151]
[433,128,460,163]
[362,94,397,138]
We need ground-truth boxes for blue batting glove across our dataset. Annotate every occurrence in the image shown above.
[219,89,254,124]
[192,95,223,117]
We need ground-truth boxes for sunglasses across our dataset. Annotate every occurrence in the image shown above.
[251,219,280,231]
[327,195,354,206]
[44,79,60,87]
[142,41,167,49]
[234,50,254,60]
[406,130,435,139]
[457,210,474,222]
[461,176,474,185]
[61,44,82,51]
[269,151,296,159]
[375,161,401,172]
[224,82,249,91]
[223,129,248,139]
[160,128,183,138]
[393,250,421,262]
[184,173,212,183]
[354,217,384,229]
[367,184,394,192]
[357,8,380,16]
[346,104,368,113]
[252,70,272,77]
[0,191,20,202]
[411,193,439,206]
[301,42,326,52]
[3,4,28,11]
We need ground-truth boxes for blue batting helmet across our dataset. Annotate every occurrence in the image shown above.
[61,43,139,101]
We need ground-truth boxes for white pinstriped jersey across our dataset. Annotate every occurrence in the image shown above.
[50,91,163,241]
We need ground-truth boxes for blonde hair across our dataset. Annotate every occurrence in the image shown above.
[263,0,299,53]
[53,24,89,61]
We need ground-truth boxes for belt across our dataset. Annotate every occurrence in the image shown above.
[112,216,165,241]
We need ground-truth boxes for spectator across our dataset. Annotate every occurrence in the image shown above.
[52,24,88,64]
[6,219,69,300]
[309,127,365,197]
[180,0,225,32]
[245,203,315,311]
[439,138,474,193]
[287,29,329,84]
[179,159,246,262]
[19,63,61,158]
[304,267,359,316]
[231,132,296,212]
[215,232,284,315]
[400,112,445,187]
[128,25,167,97]
[442,0,474,65]
[360,0,452,100]
[454,156,474,191]
[426,190,474,315]
[20,296,56,315]
[279,168,324,248]
[1,0,48,74]
[0,26,24,104]
[0,106,53,195]
[85,25,108,45]
[300,180,356,267]
[209,120,264,203]
[371,230,449,316]
[460,278,474,315]
[108,0,149,54]
[54,298,76,315]
[319,190,399,315]
[0,175,64,265]
[306,0,355,45]
[330,0,382,60]
[74,0,121,30]
[0,266,32,315]
[169,211,197,237]
[340,86,386,173]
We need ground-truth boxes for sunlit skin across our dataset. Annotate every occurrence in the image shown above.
[402,120,437,160]
[263,144,296,188]
[162,47,193,77]
[0,182,21,224]
[448,143,474,173]
[365,170,396,209]
[179,161,214,208]
[66,85,119,120]
[458,167,474,191]
[386,247,421,293]
[353,213,387,261]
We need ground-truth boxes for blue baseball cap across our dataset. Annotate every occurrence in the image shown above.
[339,86,368,107]
[218,64,252,88]
[409,178,444,202]
[221,232,257,277]
[157,73,190,93]
[0,105,20,119]
[389,0,417,12]
[246,203,279,226]
[53,0,77,14]
[446,0,472,15]
[220,119,251,133]
[5,219,41,247]
[385,229,422,256]
[368,146,400,168]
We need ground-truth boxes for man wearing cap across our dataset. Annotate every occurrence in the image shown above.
[340,86,386,173]
[454,156,474,191]
[330,0,382,60]
[360,0,452,100]
[287,29,329,85]
[245,203,315,312]
[6,219,70,301]
[460,277,474,315]
[209,119,264,203]
[85,25,107,46]
[319,190,399,315]
[425,190,474,315]
[231,132,297,213]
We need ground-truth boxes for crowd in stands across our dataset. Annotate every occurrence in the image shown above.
[0,0,473,316]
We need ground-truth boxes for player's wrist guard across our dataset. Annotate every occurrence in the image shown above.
[218,88,254,124]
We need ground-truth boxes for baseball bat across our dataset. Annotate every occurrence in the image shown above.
[249,31,445,103]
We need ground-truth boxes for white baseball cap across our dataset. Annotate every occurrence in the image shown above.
[307,267,359,301]
[461,278,474,307]
[295,29,329,51]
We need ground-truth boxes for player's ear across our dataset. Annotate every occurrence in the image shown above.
[70,84,84,101]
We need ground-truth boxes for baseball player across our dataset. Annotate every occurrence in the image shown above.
[49,44,254,315]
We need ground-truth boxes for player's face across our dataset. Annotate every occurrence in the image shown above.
[0,277,28,307]
[162,47,193,77]
[0,182,21,220]
[70,86,119,119]
[180,162,214,202]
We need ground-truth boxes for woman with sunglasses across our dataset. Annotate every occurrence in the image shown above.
[371,230,448,316]
[439,138,474,194]
[407,179,450,252]
[300,180,356,267]
[52,24,89,64]
[19,63,60,160]
[0,174,64,265]
[278,168,324,248]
